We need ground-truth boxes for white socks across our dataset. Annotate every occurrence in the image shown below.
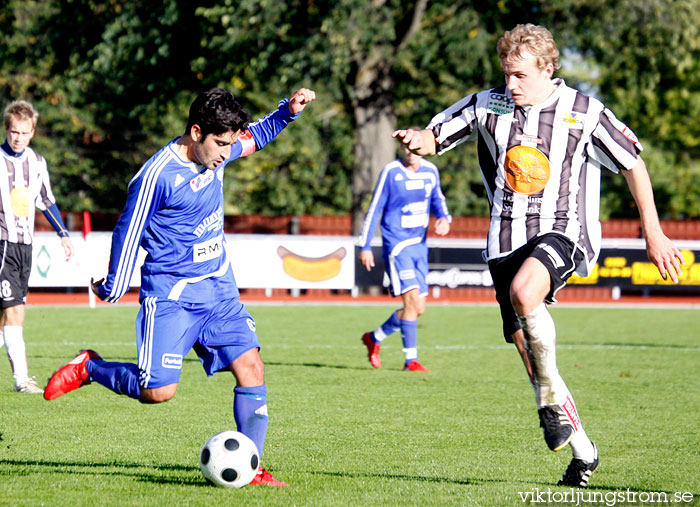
[4,325,28,385]
[518,304,594,461]
[517,304,568,407]
[402,347,417,362]
[372,327,389,342]
[569,423,596,462]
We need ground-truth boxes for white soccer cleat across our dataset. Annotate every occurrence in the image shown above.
[14,377,44,394]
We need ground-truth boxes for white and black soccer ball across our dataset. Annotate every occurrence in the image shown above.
[200,430,259,488]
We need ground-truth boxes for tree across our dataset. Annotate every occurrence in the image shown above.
[1,0,698,221]
[195,0,500,229]
[539,0,700,218]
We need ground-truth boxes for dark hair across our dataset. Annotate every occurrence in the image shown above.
[185,88,250,139]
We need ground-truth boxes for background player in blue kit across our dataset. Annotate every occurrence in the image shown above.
[358,128,451,372]
[44,87,316,487]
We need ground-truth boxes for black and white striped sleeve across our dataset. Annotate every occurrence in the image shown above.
[427,93,479,155]
[589,108,642,173]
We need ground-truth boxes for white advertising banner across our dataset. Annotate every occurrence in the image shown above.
[29,232,144,288]
[29,232,355,290]
[228,234,355,289]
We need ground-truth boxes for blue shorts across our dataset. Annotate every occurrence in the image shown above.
[383,242,429,297]
[135,296,260,389]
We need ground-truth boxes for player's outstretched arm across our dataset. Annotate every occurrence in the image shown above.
[288,88,316,115]
[392,128,437,156]
[622,156,684,282]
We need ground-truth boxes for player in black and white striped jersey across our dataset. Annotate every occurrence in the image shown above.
[0,100,74,394]
[394,24,684,487]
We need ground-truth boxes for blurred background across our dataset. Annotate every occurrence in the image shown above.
[4,0,700,225]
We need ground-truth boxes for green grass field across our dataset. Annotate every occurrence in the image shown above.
[1,303,698,506]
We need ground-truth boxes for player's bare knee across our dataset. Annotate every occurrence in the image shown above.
[402,292,422,314]
[248,358,265,384]
[510,284,538,315]
[140,385,177,404]
[231,351,265,386]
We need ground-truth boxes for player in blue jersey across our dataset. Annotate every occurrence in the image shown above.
[44,87,316,487]
[358,128,451,372]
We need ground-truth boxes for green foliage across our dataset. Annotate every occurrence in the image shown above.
[542,0,700,218]
[1,304,699,505]
[0,0,698,218]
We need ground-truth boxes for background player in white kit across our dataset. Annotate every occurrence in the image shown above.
[358,128,451,372]
[393,25,683,487]
[44,87,315,487]
[0,100,74,394]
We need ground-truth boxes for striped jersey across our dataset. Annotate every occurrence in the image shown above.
[427,78,642,276]
[0,143,67,243]
[98,99,298,303]
[358,158,451,255]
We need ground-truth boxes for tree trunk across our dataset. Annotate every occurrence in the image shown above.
[351,58,396,235]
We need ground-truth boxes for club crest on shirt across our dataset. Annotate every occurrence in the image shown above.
[504,145,551,195]
[557,111,585,129]
[488,93,515,115]
[190,170,215,192]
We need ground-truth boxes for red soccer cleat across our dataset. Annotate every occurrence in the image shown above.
[361,332,381,369]
[44,349,102,401]
[249,467,288,487]
[403,360,430,372]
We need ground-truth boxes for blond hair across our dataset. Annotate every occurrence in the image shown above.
[497,24,561,72]
[3,100,39,130]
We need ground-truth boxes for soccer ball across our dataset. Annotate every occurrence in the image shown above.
[199,431,259,488]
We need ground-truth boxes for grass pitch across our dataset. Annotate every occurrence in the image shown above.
[0,303,698,506]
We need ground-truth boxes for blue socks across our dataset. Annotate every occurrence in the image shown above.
[374,310,401,342]
[234,384,268,458]
[86,360,141,400]
[380,311,401,337]
[400,319,418,364]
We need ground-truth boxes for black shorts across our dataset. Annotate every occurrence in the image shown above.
[0,241,32,309]
[488,233,584,343]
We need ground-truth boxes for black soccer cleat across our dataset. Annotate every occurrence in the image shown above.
[558,442,599,487]
[538,405,574,451]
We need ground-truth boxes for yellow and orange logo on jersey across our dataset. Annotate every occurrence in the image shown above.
[504,145,550,195]
[562,112,581,124]
[10,186,30,217]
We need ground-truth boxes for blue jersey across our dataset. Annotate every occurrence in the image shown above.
[358,158,451,255]
[98,99,299,303]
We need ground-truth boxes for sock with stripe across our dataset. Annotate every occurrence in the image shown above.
[373,310,400,343]
[400,319,418,365]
